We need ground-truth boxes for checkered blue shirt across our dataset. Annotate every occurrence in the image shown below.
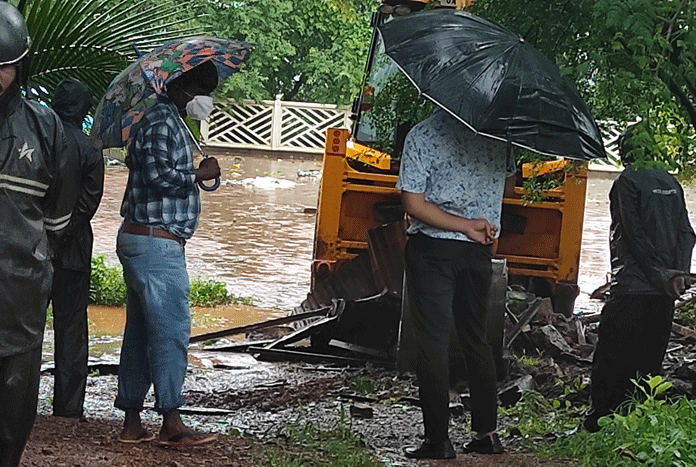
[120,96,199,239]
[397,110,513,242]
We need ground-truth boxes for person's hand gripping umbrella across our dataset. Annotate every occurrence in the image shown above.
[181,119,220,191]
[92,36,254,191]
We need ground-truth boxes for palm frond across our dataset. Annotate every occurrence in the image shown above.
[20,0,207,99]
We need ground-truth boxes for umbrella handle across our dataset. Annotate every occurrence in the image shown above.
[180,117,220,191]
[198,177,221,191]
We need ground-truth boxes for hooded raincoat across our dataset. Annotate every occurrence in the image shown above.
[0,83,74,357]
[608,166,696,296]
[51,78,104,271]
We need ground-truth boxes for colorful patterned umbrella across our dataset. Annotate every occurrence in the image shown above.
[92,36,253,149]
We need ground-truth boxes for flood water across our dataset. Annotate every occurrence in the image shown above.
[92,155,323,312]
[83,156,696,349]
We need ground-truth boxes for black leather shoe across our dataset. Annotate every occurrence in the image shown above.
[404,439,456,459]
[463,433,504,454]
[583,410,603,433]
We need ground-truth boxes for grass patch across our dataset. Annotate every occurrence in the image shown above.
[349,376,376,396]
[88,254,252,307]
[251,410,384,467]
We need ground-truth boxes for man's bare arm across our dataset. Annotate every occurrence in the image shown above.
[401,191,496,244]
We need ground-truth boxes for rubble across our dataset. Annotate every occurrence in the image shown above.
[192,281,696,414]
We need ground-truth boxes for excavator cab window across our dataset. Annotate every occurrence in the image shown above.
[352,1,455,162]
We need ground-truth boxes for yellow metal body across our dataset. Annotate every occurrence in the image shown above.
[312,129,401,286]
[312,129,589,312]
[496,161,588,293]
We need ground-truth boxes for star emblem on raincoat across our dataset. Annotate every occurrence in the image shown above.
[18,142,34,162]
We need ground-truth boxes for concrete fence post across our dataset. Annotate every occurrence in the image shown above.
[271,95,283,149]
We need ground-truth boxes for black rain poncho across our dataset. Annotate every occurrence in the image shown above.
[51,78,104,271]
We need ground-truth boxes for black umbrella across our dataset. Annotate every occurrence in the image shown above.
[376,9,606,160]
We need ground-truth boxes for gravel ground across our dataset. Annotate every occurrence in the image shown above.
[37,350,432,466]
[29,345,584,467]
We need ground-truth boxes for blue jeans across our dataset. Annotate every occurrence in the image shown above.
[115,231,190,415]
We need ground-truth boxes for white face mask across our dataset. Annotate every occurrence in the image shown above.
[185,95,214,120]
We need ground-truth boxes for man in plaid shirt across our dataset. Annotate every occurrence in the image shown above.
[115,60,220,447]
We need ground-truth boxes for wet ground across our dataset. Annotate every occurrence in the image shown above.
[26,156,696,466]
[28,362,581,467]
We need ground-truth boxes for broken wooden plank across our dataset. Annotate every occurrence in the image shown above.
[247,346,394,367]
[672,322,696,340]
[573,319,587,345]
[265,315,339,349]
[328,339,392,360]
[504,298,550,348]
[202,339,277,352]
[178,406,235,416]
[189,307,331,344]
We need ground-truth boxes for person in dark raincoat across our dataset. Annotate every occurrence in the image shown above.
[584,122,696,432]
[48,78,105,420]
[0,2,75,465]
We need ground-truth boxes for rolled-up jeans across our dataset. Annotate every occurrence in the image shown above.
[115,230,190,415]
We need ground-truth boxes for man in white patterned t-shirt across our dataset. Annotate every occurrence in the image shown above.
[398,109,512,459]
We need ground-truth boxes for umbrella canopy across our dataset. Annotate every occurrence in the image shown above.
[376,10,606,160]
[92,36,253,150]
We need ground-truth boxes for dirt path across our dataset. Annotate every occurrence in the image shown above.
[23,415,579,467]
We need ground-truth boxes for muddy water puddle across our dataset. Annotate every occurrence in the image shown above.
[67,304,287,359]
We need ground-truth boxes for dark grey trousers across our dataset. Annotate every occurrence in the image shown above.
[50,267,89,418]
[405,233,498,442]
[590,294,674,417]
[0,347,42,467]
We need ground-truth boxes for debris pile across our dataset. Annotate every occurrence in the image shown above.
[192,283,696,411]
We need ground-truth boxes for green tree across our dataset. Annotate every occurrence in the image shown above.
[12,0,204,100]
[205,0,375,105]
[472,0,696,174]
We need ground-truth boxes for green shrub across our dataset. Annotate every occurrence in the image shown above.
[89,254,252,308]
[499,387,587,440]
[188,278,254,307]
[90,254,128,307]
[546,376,696,466]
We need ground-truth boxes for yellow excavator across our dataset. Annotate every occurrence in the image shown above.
[309,0,588,320]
